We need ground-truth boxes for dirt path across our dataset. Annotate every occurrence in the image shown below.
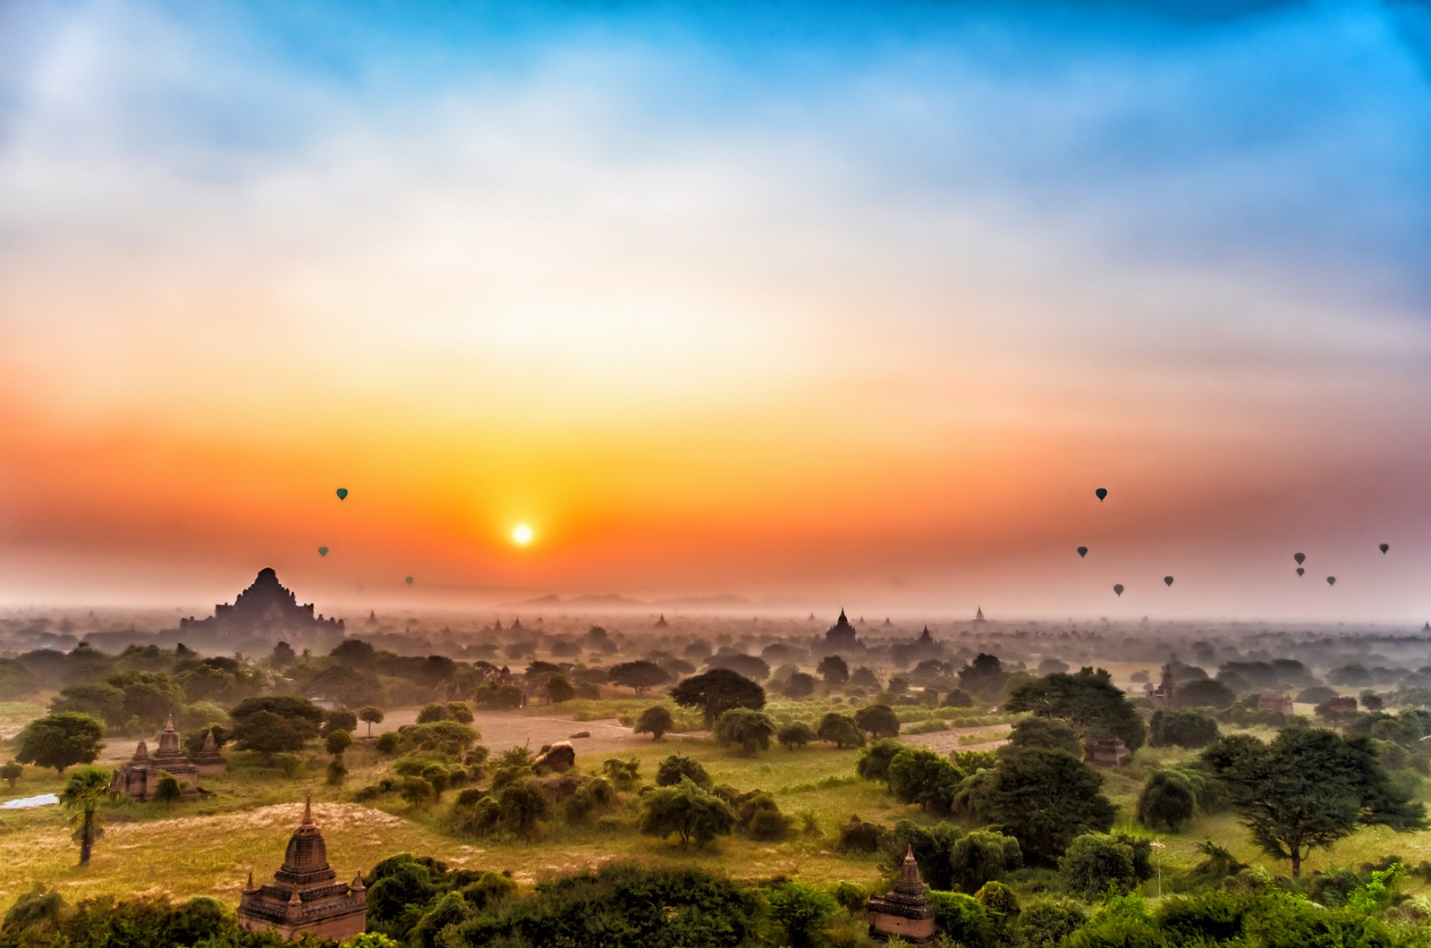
[901,723,1011,755]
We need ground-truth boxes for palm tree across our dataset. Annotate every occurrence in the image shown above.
[60,766,117,867]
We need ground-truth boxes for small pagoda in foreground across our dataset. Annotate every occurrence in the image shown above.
[237,798,367,941]
[866,846,936,944]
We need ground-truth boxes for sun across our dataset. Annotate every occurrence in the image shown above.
[512,524,534,545]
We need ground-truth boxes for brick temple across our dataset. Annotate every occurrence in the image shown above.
[866,846,936,944]
[237,798,367,941]
[110,719,201,801]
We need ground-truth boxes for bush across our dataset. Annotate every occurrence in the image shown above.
[375,731,401,754]
[1059,833,1153,900]
[635,706,674,740]
[656,754,710,788]
[1017,898,1088,948]
[838,816,886,853]
[768,882,837,948]
[326,759,348,785]
[1136,769,1199,832]
[738,793,792,840]
[713,708,776,755]
[1149,709,1220,749]
[778,721,815,750]
[950,830,1022,892]
[855,739,903,787]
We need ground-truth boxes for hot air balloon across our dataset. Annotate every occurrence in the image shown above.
[1095,488,1108,502]
[1294,552,1305,565]
[318,547,328,557]
[1164,576,1174,587]
[336,488,349,501]
[405,576,414,585]
[1380,543,1390,554]
[1326,576,1336,586]
[1113,584,1124,596]
[1296,567,1305,576]
[1077,546,1088,558]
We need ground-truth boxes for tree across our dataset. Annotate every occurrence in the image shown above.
[782,673,816,699]
[1007,717,1083,756]
[816,712,865,749]
[958,653,1008,701]
[635,705,674,740]
[639,778,735,847]
[669,669,765,726]
[323,707,359,736]
[1202,728,1426,876]
[1149,709,1220,749]
[1136,769,1201,832]
[980,747,1116,866]
[1004,668,1147,751]
[777,722,814,751]
[270,641,297,670]
[359,706,385,737]
[768,882,837,948]
[817,655,850,685]
[229,696,323,759]
[1058,833,1153,900]
[310,665,384,708]
[656,754,711,787]
[854,704,901,738]
[1172,678,1237,710]
[713,708,776,755]
[608,661,672,694]
[153,773,183,807]
[417,702,449,723]
[325,728,353,758]
[887,748,962,812]
[856,739,904,787]
[1,760,21,789]
[546,675,575,704]
[950,830,1023,892]
[16,712,105,775]
[59,766,117,867]
[50,683,127,728]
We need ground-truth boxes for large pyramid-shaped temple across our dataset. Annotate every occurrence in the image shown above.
[180,568,343,640]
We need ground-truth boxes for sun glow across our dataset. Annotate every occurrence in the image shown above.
[512,524,534,545]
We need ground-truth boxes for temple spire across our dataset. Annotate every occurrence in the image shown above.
[302,795,314,826]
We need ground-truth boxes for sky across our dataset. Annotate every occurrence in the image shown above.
[2,0,1431,619]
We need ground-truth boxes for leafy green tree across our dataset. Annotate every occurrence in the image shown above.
[816,712,865,749]
[1202,728,1426,876]
[777,721,814,750]
[417,702,448,723]
[1059,832,1152,900]
[981,747,1116,866]
[1,760,22,789]
[639,778,736,847]
[957,653,1008,701]
[884,820,963,890]
[634,705,674,740]
[782,673,816,699]
[1016,898,1087,948]
[816,655,849,684]
[1172,678,1237,710]
[546,675,575,703]
[60,766,117,867]
[669,668,765,725]
[887,747,962,812]
[1004,668,1147,751]
[950,829,1023,892]
[856,739,904,787]
[16,711,105,774]
[323,707,359,735]
[325,728,353,758]
[1149,709,1220,748]
[153,772,182,807]
[359,705,385,737]
[1007,717,1083,756]
[656,754,711,787]
[854,704,901,738]
[50,683,127,728]
[713,708,775,755]
[1137,768,1204,832]
[608,660,672,694]
[768,882,837,948]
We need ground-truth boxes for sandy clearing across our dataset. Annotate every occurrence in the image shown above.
[901,723,1010,756]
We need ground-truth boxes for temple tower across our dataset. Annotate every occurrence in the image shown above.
[866,846,937,943]
[237,797,367,941]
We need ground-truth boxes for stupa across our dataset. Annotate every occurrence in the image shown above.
[866,846,936,943]
[824,609,859,649]
[110,719,200,800]
[193,729,228,776]
[237,798,367,941]
[180,568,343,640]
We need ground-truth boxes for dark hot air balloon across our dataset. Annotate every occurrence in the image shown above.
[1077,546,1088,558]
[318,547,328,557]
[1113,584,1124,596]
[1095,488,1108,502]
[336,488,349,501]
[1380,543,1390,554]
[1326,576,1336,586]
[1164,576,1174,587]
[1296,567,1305,576]
[405,576,414,585]
[1294,552,1305,565]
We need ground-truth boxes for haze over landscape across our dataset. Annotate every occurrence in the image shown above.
[4,0,1431,619]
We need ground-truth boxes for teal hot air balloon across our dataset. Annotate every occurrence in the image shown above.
[1380,543,1390,554]
[1294,552,1305,565]
[1095,488,1108,502]
[1296,567,1305,576]
[1113,584,1124,596]
[1327,576,1336,586]
[318,547,328,557]
[336,488,349,501]
[1164,576,1174,587]
[405,576,414,585]
[1077,546,1088,558]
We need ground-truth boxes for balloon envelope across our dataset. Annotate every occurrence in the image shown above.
[1326,576,1336,586]
[1296,567,1305,576]
[336,488,349,501]
[1164,576,1174,587]
[318,547,328,557]
[1380,543,1390,554]
[1077,546,1088,558]
[1095,488,1108,502]
[1113,584,1124,596]
[1294,552,1305,565]
[405,576,414,585]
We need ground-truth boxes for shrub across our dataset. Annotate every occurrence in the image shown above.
[1136,769,1199,832]
[1059,832,1153,900]
[1149,709,1220,749]
[738,793,792,841]
[950,830,1022,892]
[778,721,815,750]
[375,731,401,754]
[1017,898,1088,948]
[656,754,710,788]
[838,816,886,853]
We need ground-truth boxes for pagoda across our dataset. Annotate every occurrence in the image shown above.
[110,719,200,800]
[866,846,936,943]
[193,729,228,776]
[180,568,343,640]
[237,798,367,941]
[825,609,859,649]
